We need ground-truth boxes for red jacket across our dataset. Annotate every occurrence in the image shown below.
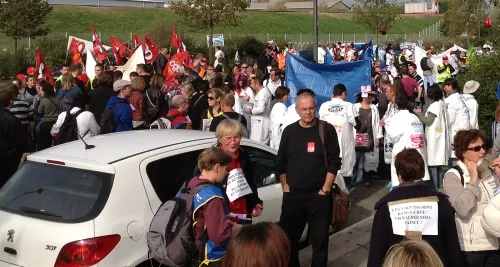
[166,108,190,128]
[129,90,143,121]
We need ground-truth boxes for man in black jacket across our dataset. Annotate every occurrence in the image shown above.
[0,84,29,187]
[367,148,462,267]
[277,92,342,267]
[154,47,169,74]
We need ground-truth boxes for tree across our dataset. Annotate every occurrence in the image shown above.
[352,0,401,45]
[0,0,53,51]
[440,0,484,43]
[169,0,250,64]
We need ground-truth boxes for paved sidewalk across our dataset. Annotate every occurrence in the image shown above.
[299,179,388,267]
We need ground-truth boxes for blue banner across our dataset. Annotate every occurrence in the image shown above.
[285,54,372,105]
[359,40,373,62]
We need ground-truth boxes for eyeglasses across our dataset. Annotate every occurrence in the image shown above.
[207,97,214,100]
[468,144,487,152]
[222,136,241,143]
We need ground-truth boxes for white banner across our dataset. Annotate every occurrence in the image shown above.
[414,44,466,78]
[85,48,97,79]
[116,46,145,81]
[66,35,111,54]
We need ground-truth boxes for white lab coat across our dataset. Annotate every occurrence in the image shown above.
[354,103,383,173]
[250,88,272,145]
[318,47,326,64]
[233,87,254,130]
[269,102,287,150]
[386,110,430,187]
[445,92,471,158]
[382,102,398,164]
[462,94,479,129]
[319,98,358,177]
[282,103,301,130]
[425,100,450,166]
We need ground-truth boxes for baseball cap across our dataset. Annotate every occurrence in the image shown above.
[26,67,36,76]
[16,74,26,81]
[113,79,132,92]
[380,63,388,69]
[442,55,448,60]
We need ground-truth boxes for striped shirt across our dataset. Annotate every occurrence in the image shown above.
[412,73,424,88]
[10,99,34,126]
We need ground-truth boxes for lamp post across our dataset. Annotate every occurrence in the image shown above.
[313,0,318,63]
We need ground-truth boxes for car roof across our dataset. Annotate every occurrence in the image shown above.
[31,130,218,164]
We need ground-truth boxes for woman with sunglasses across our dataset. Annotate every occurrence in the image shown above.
[444,129,500,267]
[201,88,224,131]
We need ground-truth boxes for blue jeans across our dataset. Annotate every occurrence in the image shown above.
[429,166,445,189]
[351,151,372,186]
[423,75,436,95]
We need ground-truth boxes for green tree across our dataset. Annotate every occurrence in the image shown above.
[440,0,484,43]
[352,0,401,45]
[169,0,250,63]
[0,0,53,51]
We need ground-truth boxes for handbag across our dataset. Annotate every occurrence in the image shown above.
[318,121,350,226]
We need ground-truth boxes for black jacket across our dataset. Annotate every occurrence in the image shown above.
[194,147,262,215]
[155,53,168,74]
[0,107,29,186]
[142,87,168,125]
[188,92,208,130]
[88,84,115,123]
[367,182,463,267]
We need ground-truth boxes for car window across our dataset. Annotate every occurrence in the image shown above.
[0,161,113,223]
[242,146,279,188]
[146,149,203,203]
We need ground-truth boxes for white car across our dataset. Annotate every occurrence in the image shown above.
[0,130,284,267]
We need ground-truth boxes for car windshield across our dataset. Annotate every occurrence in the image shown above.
[0,161,113,223]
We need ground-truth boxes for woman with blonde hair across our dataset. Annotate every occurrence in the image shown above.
[383,240,444,267]
[223,222,290,267]
[201,88,224,131]
[57,74,82,113]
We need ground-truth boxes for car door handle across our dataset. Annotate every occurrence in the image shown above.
[4,247,17,255]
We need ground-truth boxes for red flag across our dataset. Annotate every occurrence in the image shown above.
[35,48,54,86]
[171,27,180,48]
[144,36,159,64]
[110,36,128,65]
[90,24,107,63]
[133,34,145,51]
[69,38,84,65]
[163,51,191,91]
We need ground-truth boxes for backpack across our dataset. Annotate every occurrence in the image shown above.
[147,179,212,267]
[100,104,121,134]
[222,113,249,138]
[55,110,85,145]
[150,115,187,129]
[452,165,465,186]
[420,57,431,71]
[59,92,74,114]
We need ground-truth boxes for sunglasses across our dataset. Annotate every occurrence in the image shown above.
[207,97,214,100]
[468,144,487,152]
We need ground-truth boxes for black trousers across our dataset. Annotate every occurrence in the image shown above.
[464,250,500,267]
[36,121,55,151]
[280,190,332,267]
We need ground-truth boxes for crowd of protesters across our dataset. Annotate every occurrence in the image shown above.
[1,40,499,267]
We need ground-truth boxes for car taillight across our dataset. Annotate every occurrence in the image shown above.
[54,235,121,267]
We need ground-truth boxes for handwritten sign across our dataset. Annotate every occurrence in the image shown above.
[388,198,438,236]
[226,169,253,202]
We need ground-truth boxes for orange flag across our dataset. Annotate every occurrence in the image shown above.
[163,51,191,91]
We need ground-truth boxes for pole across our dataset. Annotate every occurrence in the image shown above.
[313,0,318,63]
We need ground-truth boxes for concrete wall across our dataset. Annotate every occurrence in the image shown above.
[47,0,163,8]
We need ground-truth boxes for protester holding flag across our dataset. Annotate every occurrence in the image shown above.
[155,46,169,74]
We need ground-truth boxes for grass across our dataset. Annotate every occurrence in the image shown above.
[0,5,442,49]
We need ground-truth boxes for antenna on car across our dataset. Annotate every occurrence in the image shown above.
[79,131,95,150]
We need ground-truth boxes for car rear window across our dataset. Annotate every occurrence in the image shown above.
[0,161,113,223]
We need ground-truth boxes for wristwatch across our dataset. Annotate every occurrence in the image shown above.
[320,188,330,195]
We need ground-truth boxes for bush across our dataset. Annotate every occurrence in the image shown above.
[0,48,32,80]
[456,52,500,144]
[268,1,287,11]
[36,36,67,69]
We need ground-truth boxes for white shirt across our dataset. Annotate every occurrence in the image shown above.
[214,50,224,66]
[250,88,272,144]
[445,92,471,158]
[270,102,288,150]
[462,94,479,129]
[264,79,282,96]
[51,107,101,139]
[318,47,326,64]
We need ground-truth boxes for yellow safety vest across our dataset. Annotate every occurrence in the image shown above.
[206,109,223,119]
[436,64,451,83]
[398,53,405,65]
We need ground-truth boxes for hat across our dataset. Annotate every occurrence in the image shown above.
[16,74,26,81]
[113,79,132,92]
[463,80,480,94]
[442,55,448,60]
[380,63,388,69]
[26,67,36,76]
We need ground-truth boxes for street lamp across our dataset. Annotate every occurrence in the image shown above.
[313,0,318,63]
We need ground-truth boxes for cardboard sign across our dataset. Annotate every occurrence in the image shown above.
[388,196,439,236]
[226,169,253,202]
